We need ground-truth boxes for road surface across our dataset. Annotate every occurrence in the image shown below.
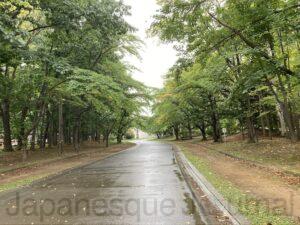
[0,142,206,225]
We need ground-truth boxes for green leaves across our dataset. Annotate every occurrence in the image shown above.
[0,0,148,147]
[150,0,300,142]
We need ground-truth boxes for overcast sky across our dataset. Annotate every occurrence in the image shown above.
[123,0,177,88]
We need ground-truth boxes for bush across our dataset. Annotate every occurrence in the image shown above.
[125,131,135,140]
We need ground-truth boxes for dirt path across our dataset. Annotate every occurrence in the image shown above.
[181,142,300,221]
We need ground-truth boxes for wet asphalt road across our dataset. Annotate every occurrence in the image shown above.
[0,141,205,225]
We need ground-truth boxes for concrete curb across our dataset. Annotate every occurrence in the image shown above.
[173,145,251,225]
[0,144,138,198]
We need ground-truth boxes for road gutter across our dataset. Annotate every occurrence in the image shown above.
[173,144,250,225]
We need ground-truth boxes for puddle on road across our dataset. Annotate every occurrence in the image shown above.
[183,193,206,225]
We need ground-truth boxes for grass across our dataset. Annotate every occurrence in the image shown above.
[204,138,300,174]
[0,174,50,192]
[181,147,298,225]
[0,142,119,173]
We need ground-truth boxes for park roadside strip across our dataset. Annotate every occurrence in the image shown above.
[0,143,135,175]
[173,144,251,225]
[0,143,138,198]
[196,143,300,180]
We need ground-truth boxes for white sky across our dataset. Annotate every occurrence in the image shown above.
[123,0,177,88]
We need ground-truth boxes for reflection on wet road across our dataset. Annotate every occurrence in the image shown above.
[0,141,205,225]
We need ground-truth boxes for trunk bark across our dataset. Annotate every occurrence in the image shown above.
[246,116,258,143]
[277,105,287,136]
[105,132,110,148]
[239,119,246,140]
[295,114,300,141]
[53,126,58,146]
[73,120,80,152]
[209,96,222,142]
[270,35,296,141]
[187,122,193,140]
[173,125,180,140]
[1,99,13,152]
[22,146,29,161]
[38,112,47,151]
[266,114,273,140]
[246,96,258,143]
[17,107,28,150]
[117,134,122,144]
[58,100,64,154]
[279,102,297,141]
[30,128,36,151]
[41,115,50,150]
[95,130,100,143]
[260,116,266,137]
[48,115,54,148]
[197,122,207,141]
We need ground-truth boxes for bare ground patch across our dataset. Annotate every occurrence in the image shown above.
[177,141,300,221]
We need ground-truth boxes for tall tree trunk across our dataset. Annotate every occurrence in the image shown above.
[173,125,180,140]
[260,116,266,137]
[209,96,222,142]
[279,101,296,141]
[73,120,80,152]
[198,122,207,141]
[266,114,273,140]
[266,37,296,141]
[105,131,110,148]
[1,98,13,152]
[211,115,222,142]
[116,126,124,144]
[246,96,258,143]
[187,122,193,140]
[277,104,287,137]
[22,146,29,161]
[95,129,100,143]
[41,114,50,151]
[53,126,58,146]
[58,100,64,154]
[238,118,246,140]
[117,134,123,144]
[48,115,54,148]
[17,107,28,150]
[38,111,47,151]
[246,116,258,143]
[30,128,36,151]
[295,114,300,141]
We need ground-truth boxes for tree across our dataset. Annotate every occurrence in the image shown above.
[149,0,300,142]
[0,0,148,160]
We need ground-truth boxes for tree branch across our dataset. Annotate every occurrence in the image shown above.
[28,25,55,33]
[207,12,295,76]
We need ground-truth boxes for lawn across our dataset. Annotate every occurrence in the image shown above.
[202,138,300,174]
